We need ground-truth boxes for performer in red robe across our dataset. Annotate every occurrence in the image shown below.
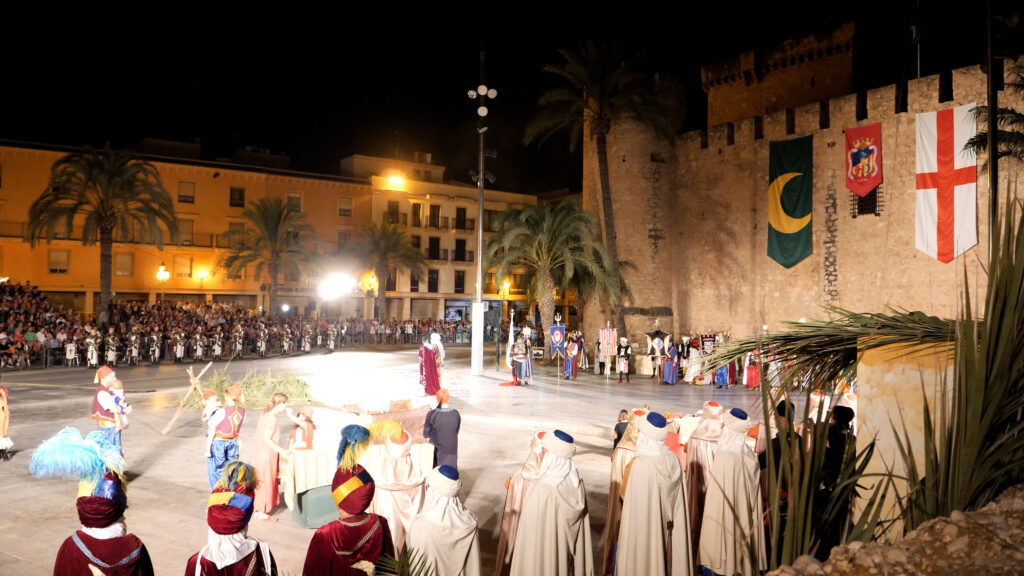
[304,427,394,575]
[185,460,277,576]
[30,427,154,576]
[419,335,441,396]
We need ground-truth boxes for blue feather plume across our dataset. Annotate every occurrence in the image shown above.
[29,427,123,484]
[337,424,370,470]
[215,460,259,491]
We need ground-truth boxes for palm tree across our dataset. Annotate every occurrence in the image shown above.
[965,63,1024,163]
[485,200,616,335]
[217,197,318,316]
[351,222,424,319]
[524,41,671,338]
[560,257,634,330]
[28,144,178,325]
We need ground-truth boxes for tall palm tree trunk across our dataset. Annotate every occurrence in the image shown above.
[595,128,627,339]
[375,263,388,320]
[98,227,113,325]
[268,262,279,317]
[537,274,556,348]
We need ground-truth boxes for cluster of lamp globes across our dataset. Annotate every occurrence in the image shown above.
[467,84,497,118]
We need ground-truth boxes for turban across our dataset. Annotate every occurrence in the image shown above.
[639,411,668,442]
[206,461,257,535]
[332,465,375,515]
[435,388,450,404]
[543,430,576,459]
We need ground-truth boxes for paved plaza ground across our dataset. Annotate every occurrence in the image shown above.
[0,344,762,575]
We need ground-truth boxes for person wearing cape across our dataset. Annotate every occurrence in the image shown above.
[419,335,441,396]
[30,427,155,576]
[405,465,481,576]
[495,430,547,576]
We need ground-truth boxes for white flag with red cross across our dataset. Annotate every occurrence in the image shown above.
[915,103,978,263]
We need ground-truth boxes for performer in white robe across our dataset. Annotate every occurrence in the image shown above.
[510,430,594,576]
[363,428,425,550]
[496,430,547,576]
[615,412,692,576]
[699,408,766,576]
[686,401,724,566]
[602,408,647,576]
[406,465,481,576]
[683,340,703,383]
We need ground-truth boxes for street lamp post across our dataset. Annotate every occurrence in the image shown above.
[156,263,170,303]
[468,50,497,377]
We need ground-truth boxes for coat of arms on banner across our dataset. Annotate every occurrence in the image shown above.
[845,122,883,197]
[550,326,565,357]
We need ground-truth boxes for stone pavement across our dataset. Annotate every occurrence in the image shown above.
[0,345,762,575]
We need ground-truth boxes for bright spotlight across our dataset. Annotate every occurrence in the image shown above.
[281,304,291,313]
[318,273,356,300]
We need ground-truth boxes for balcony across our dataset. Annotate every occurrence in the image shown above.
[383,212,408,226]
[451,250,474,264]
[452,218,475,232]
[0,221,27,239]
[425,248,449,262]
[426,216,449,230]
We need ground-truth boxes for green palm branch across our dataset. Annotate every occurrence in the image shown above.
[28,143,179,325]
[350,222,425,320]
[965,63,1024,164]
[375,547,436,576]
[485,200,614,335]
[524,41,673,338]
[216,197,318,316]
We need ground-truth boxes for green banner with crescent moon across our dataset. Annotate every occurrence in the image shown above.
[767,135,813,268]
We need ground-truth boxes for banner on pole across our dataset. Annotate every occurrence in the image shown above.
[550,326,565,358]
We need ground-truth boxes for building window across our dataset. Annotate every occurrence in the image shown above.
[114,253,134,277]
[410,236,420,249]
[429,205,441,228]
[178,181,195,203]
[428,237,441,260]
[386,269,396,292]
[287,192,302,212]
[850,188,884,218]
[336,229,351,252]
[179,220,195,245]
[174,255,193,278]
[227,222,245,249]
[455,207,467,230]
[337,197,353,217]
[229,187,245,207]
[454,270,465,294]
[48,249,69,275]
[427,269,439,293]
[484,209,501,232]
[410,272,419,292]
[284,263,299,282]
[454,239,466,262]
[411,204,422,227]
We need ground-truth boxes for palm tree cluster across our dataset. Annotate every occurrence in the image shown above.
[29,144,179,325]
[485,200,618,334]
[217,197,318,315]
[350,222,425,319]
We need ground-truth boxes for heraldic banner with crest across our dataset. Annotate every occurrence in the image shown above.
[845,122,883,197]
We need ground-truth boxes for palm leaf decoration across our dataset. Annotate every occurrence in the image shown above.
[965,63,1024,165]
[375,547,436,576]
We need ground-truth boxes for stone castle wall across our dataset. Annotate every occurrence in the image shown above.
[583,60,1024,342]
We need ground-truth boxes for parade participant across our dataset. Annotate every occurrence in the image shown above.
[105,326,119,367]
[743,350,762,389]
[92,366,125,451]
[616,412,692,576]
[419,335,441,396]
[127,327,141,366]
[86,328,101,368]
[287,406,316,451]
[662,335,678,385]
[149,325,162,364]
[699,408,764,576]
[686,400,725,565]
[647,334,664,380]
[430,332,445,385]
[257,324,268,357]
[423,388,460,468]
[0,384,11,461]
[616,337,632,383]
[363,422,425,550]
[174,329,187,363]
[253,393,290,521]
[186,461,277,576]
[303,427,393,576]
[302,324,312,353]
[509,430,593,576]
[109,379,132,432]
[495,430,546,576]
[231,324,244,359]
[613,410,629,448]
[564,332,579,379]
[207,384,246,490]
[405,465,481,576]
[602,407,646,576]
[30,427,155,576]
[511,332,531,386]
[192,331,205,362]
[202,390,222,424]
[577,331,588,373]
[683,339,703,384]
[326,324,338,353]
[211,328,224,360]
[281,325,293,355]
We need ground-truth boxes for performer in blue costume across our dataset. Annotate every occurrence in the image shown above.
[662,334,679,385]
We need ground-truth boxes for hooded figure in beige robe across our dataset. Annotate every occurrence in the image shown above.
[686,401,724,564]
[509,430,593,576]
[698,408,766,576]
[495,430,547,576]
[406,465,481,576]
[615,412,692,576]
[602,408,647,575]
[363,428,425,550]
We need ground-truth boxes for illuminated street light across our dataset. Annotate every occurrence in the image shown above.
[318,273,356,301]
[198,269,208,289]
[156,263,170,303]
[281,303,290,313]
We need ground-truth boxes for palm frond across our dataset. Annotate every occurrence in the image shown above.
[375,547,436,576]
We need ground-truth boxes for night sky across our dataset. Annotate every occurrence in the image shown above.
[1,5,1011,195]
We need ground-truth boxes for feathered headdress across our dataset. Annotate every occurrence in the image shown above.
[30,427,124,494]
[337,424,370,471]
[215,460,259,492]
[208,460,258,534]
[367,419,402,445]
